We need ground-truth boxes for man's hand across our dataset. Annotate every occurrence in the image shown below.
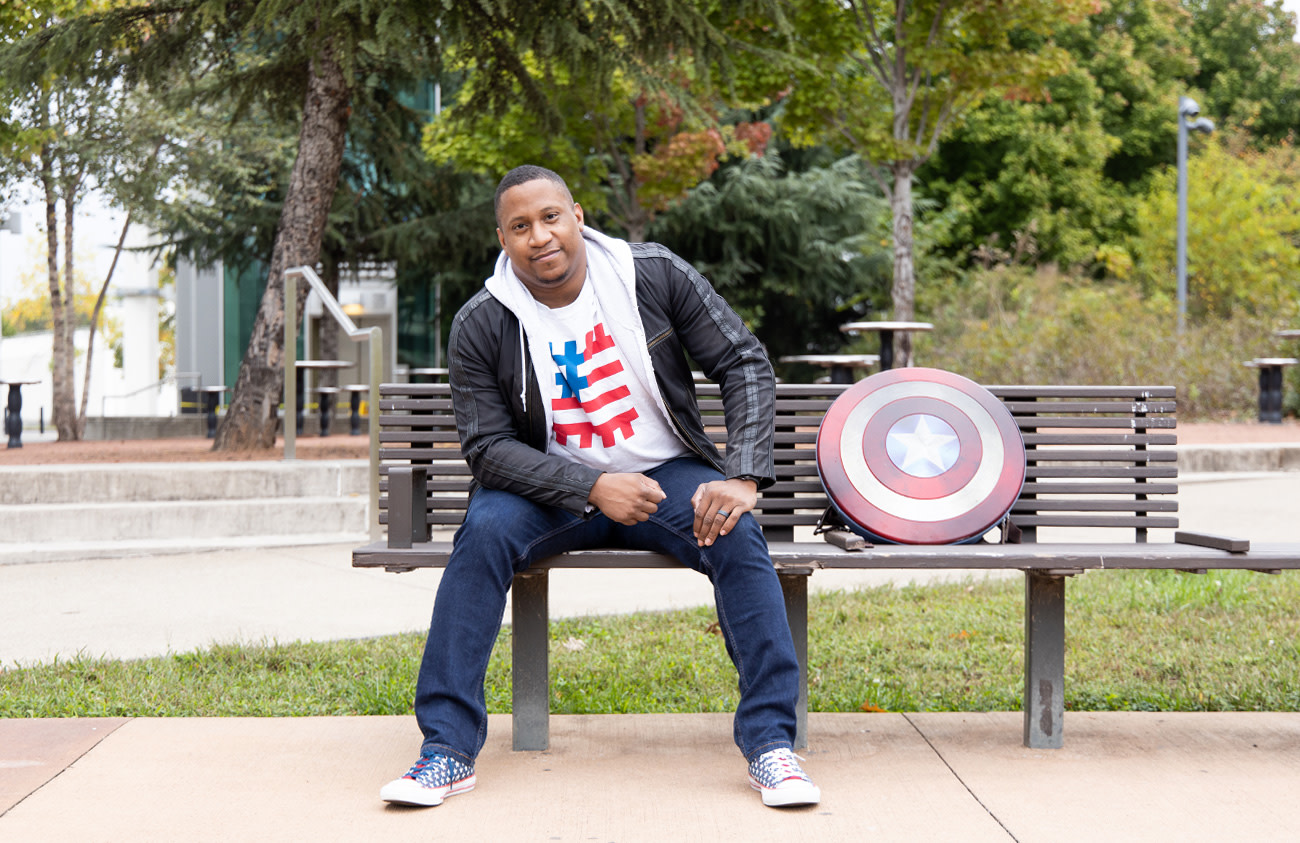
[691,478,758,547]
[588,472,666,525]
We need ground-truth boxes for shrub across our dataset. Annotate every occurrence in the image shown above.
[913,266,1296,419]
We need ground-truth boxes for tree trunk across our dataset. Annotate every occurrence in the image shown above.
[63,190,82,439]
[889,160,917,367]
[43,152,77,441]
[212,42,352,451]
[77,214,133,435]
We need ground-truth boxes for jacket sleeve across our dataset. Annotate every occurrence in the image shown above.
[644,247,777,486]
[448,300,603,516]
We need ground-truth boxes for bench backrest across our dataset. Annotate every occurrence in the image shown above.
[377,382,1178,543]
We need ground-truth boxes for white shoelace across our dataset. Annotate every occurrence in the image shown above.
[755,748,810,784]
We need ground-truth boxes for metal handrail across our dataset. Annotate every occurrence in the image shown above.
[284,265,383,542]
[99,371,202,418]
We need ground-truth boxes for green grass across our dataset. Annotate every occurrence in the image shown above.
[3,570,1299,717]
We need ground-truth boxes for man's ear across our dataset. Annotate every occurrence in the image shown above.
[573,203,584,227]
[496,227,505,248]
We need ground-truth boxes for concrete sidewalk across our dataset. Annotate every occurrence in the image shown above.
[3,712,1300,841]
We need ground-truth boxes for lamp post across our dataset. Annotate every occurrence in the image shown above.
[1176,96,1215,333]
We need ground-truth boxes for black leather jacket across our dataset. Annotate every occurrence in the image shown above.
[446,241,776,516]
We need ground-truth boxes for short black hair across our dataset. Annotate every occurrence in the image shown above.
[494,165,573,225]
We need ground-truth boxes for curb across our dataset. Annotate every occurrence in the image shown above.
[1175,444,1300,474]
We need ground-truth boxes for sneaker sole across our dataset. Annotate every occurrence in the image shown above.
[749,777,821,808]
[380,774,476,807]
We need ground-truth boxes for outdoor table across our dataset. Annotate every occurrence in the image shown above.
[342,385,370,435]
[0,379,38,448]
[1244,358,1298,424]
[409,367,449,383]
[778,354,880,384]
[1275,329,1300,341]
[295,360,353,436]
[197,385,231,439]
[839,321,934,370]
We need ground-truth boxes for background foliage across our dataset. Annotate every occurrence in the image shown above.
[4,0,1300,420]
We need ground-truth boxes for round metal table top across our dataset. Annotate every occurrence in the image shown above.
[779,354,881,367]
[295,360,353,369]
[839,321,934,334]
[1245,358,1300,367]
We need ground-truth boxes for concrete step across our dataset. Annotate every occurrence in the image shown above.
[0,460,368,505]
[0,496,369,544]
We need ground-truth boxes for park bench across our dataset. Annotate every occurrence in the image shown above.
[352,381,1300,751]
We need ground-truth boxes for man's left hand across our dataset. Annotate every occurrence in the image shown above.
[691,478,758,547]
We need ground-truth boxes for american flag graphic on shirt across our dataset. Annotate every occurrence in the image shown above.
[549,322,639,448]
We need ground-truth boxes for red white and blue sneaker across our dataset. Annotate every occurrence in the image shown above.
[747,747,821,808]
[380,752,476,807]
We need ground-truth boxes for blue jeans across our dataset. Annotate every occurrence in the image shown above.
[413,457,800,765]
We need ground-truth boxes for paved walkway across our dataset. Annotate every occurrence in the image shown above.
[4,712,1300,840]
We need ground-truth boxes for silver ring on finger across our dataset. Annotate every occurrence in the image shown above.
[716,510,730,519]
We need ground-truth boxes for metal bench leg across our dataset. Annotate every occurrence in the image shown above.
[1023,571,1066,749]
[385,467,428,548]
[780,571,809,750]
[512,569,550,751]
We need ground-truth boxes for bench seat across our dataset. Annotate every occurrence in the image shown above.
[354,380,1300,752]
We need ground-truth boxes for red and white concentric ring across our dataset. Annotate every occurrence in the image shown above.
[816,368,1026,544]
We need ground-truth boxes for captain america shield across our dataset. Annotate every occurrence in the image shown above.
[816,368,1026,544]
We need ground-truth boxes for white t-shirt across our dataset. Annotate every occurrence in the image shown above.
[533,281,690,473]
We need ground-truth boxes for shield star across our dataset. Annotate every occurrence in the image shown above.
[885,414,960,478]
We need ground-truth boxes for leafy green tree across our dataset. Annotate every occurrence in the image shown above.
[919,60,1123,271]
[1129,134,1300,320]
[1188,0,1300,146]
[648,153,891,366]
[919,0,1300,278]
[1057,0,1198,187]
[5,0,790,449]
[775,0,1092,365]
[425,54,776,243]
[0,0,156,440]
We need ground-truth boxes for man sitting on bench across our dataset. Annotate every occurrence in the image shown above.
[380,164,821,810]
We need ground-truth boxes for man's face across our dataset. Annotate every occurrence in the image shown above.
[496,178,587,308]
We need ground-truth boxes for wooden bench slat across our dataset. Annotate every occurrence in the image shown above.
[1021,482,1178,495]
[379,399,456,411]
[1021,433,1177,446]
[379,432,463,445]
[1022,449,1176,463]
[379,449,470,462]
[1011,499,1177,513]
[1027,465,1178,479]
[1000,400,1177,414]
[1015,417,1175,429]
[1011,514,1180,528]
[986,385,1176,399]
